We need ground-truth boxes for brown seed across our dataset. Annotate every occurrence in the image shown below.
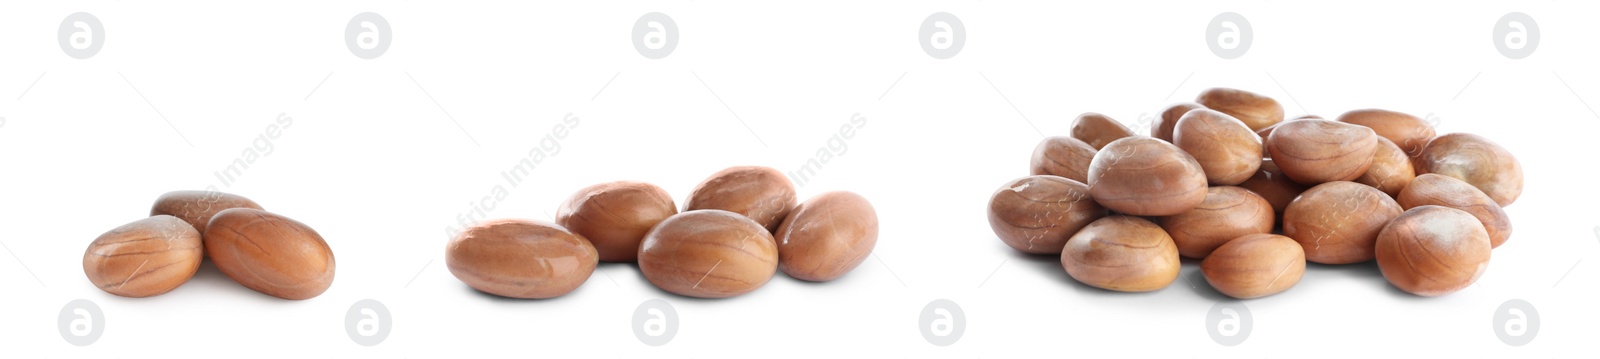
[204,208,335,300]
[684,166,797,232]
[1029,136,1096,183]
[1254,117,1313,158]
[1196,88,1284,131]
[1070,112,1135,150]
[446,219,598,299]
[1258,115,1320,140]
[1087,137,1208,216]
[1355,137,1416,198]
[988,175,1107,254]
[1151,102,1204,142]
[1416,133,1523,207]
[556,181,677,262]
[1266,119,1378,185]
[1201,234,1305,299]
[150,190,263,235]
[1060,216,1179,292]
[1173,108,1263,185]
[775,191,878,281]
[83,215,203,298]
[1237,159,1308,215]
[1397,174,1513,248]
[1336,109,1436,158]
[1375,206,1491,296]
[638,210,778,298]
[1282,181,1402,264]
[1158,186,1274,259]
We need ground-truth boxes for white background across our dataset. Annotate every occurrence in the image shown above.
[2,1,1598,357]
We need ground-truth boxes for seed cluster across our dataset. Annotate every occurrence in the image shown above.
[990,87,1522,298]
[448,166,879,299]
[84,191,334,300]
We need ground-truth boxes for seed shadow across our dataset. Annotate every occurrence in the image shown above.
[166,260,293,303]
[1307,261,1385,280]
[1380,281,1427,299]
[1005,250,1077,287]
[590,261,641,288]
[778,261,881,287]
[1177,259,1234,302]
[1305,261,1429,301]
